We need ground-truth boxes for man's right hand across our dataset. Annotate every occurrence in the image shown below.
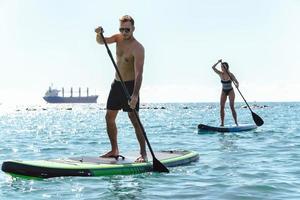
[95,26,104,34]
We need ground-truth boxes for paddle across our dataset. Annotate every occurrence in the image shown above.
[222,63,264,126]
[99,32,169,173]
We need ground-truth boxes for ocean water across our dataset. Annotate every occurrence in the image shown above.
[1,102,300,200]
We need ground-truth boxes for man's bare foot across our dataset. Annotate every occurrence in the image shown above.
[100,150,119,158]
[135,155,148,163]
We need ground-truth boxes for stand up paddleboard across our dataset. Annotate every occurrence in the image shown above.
[1,150,199,179]
[198,124,257,133]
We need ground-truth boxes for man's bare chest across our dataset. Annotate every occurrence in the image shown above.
[116,43,134,60]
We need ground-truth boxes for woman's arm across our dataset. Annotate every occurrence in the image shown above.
[212,59,222,75]
[230,73,239,88]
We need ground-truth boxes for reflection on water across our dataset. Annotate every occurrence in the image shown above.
[105,175,145,200]
[218,133,240,151]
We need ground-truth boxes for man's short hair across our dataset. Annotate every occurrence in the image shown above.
[119,15,134,26]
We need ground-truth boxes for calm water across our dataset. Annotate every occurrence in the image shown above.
[1,102,300,200]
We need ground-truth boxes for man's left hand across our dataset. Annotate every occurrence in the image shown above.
[129,95,138,109]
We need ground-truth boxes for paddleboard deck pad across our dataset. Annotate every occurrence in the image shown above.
[2,150,199,179]
[198,124,257,133]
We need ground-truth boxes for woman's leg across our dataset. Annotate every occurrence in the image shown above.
[229,90,238,125]
[220,92,227,126]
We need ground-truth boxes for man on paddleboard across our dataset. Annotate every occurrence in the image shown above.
[95,15,147,162]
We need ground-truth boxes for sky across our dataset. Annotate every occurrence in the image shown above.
[0,0,299,105]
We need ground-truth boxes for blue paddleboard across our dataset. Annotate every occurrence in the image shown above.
[198,124,257,133]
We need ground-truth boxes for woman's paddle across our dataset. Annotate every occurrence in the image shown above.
[223,64,264,126]
[99,32,169,173]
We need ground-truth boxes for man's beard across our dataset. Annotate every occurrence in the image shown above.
[123,35,132,40]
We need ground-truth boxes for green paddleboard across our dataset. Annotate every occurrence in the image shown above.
[2,150,199,179]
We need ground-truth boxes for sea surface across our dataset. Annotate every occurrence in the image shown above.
[1,102,300,200]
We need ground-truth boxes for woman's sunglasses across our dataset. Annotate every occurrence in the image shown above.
[119,28,131,33]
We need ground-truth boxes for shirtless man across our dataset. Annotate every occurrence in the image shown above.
[95,15,146,162]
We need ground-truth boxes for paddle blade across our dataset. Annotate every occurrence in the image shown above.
[252,111,264,126]
[152,157,169,173]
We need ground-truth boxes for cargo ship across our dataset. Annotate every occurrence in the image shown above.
[43,87,98,103]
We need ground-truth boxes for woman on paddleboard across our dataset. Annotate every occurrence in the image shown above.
[212,59,239,126]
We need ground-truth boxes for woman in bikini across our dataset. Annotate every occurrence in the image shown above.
[212,59,239,126]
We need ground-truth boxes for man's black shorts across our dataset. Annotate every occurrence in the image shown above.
[106,80,139,112]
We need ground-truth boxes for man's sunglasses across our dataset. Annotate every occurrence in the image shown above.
[119,28,131,33]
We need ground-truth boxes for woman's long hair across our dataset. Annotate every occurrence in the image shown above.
[222,62,229,70]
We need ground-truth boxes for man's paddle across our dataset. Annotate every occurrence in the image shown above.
[99,32,169,173]
[222,63,264,126]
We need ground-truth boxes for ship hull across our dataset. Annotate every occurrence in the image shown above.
[43,96,98,103]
